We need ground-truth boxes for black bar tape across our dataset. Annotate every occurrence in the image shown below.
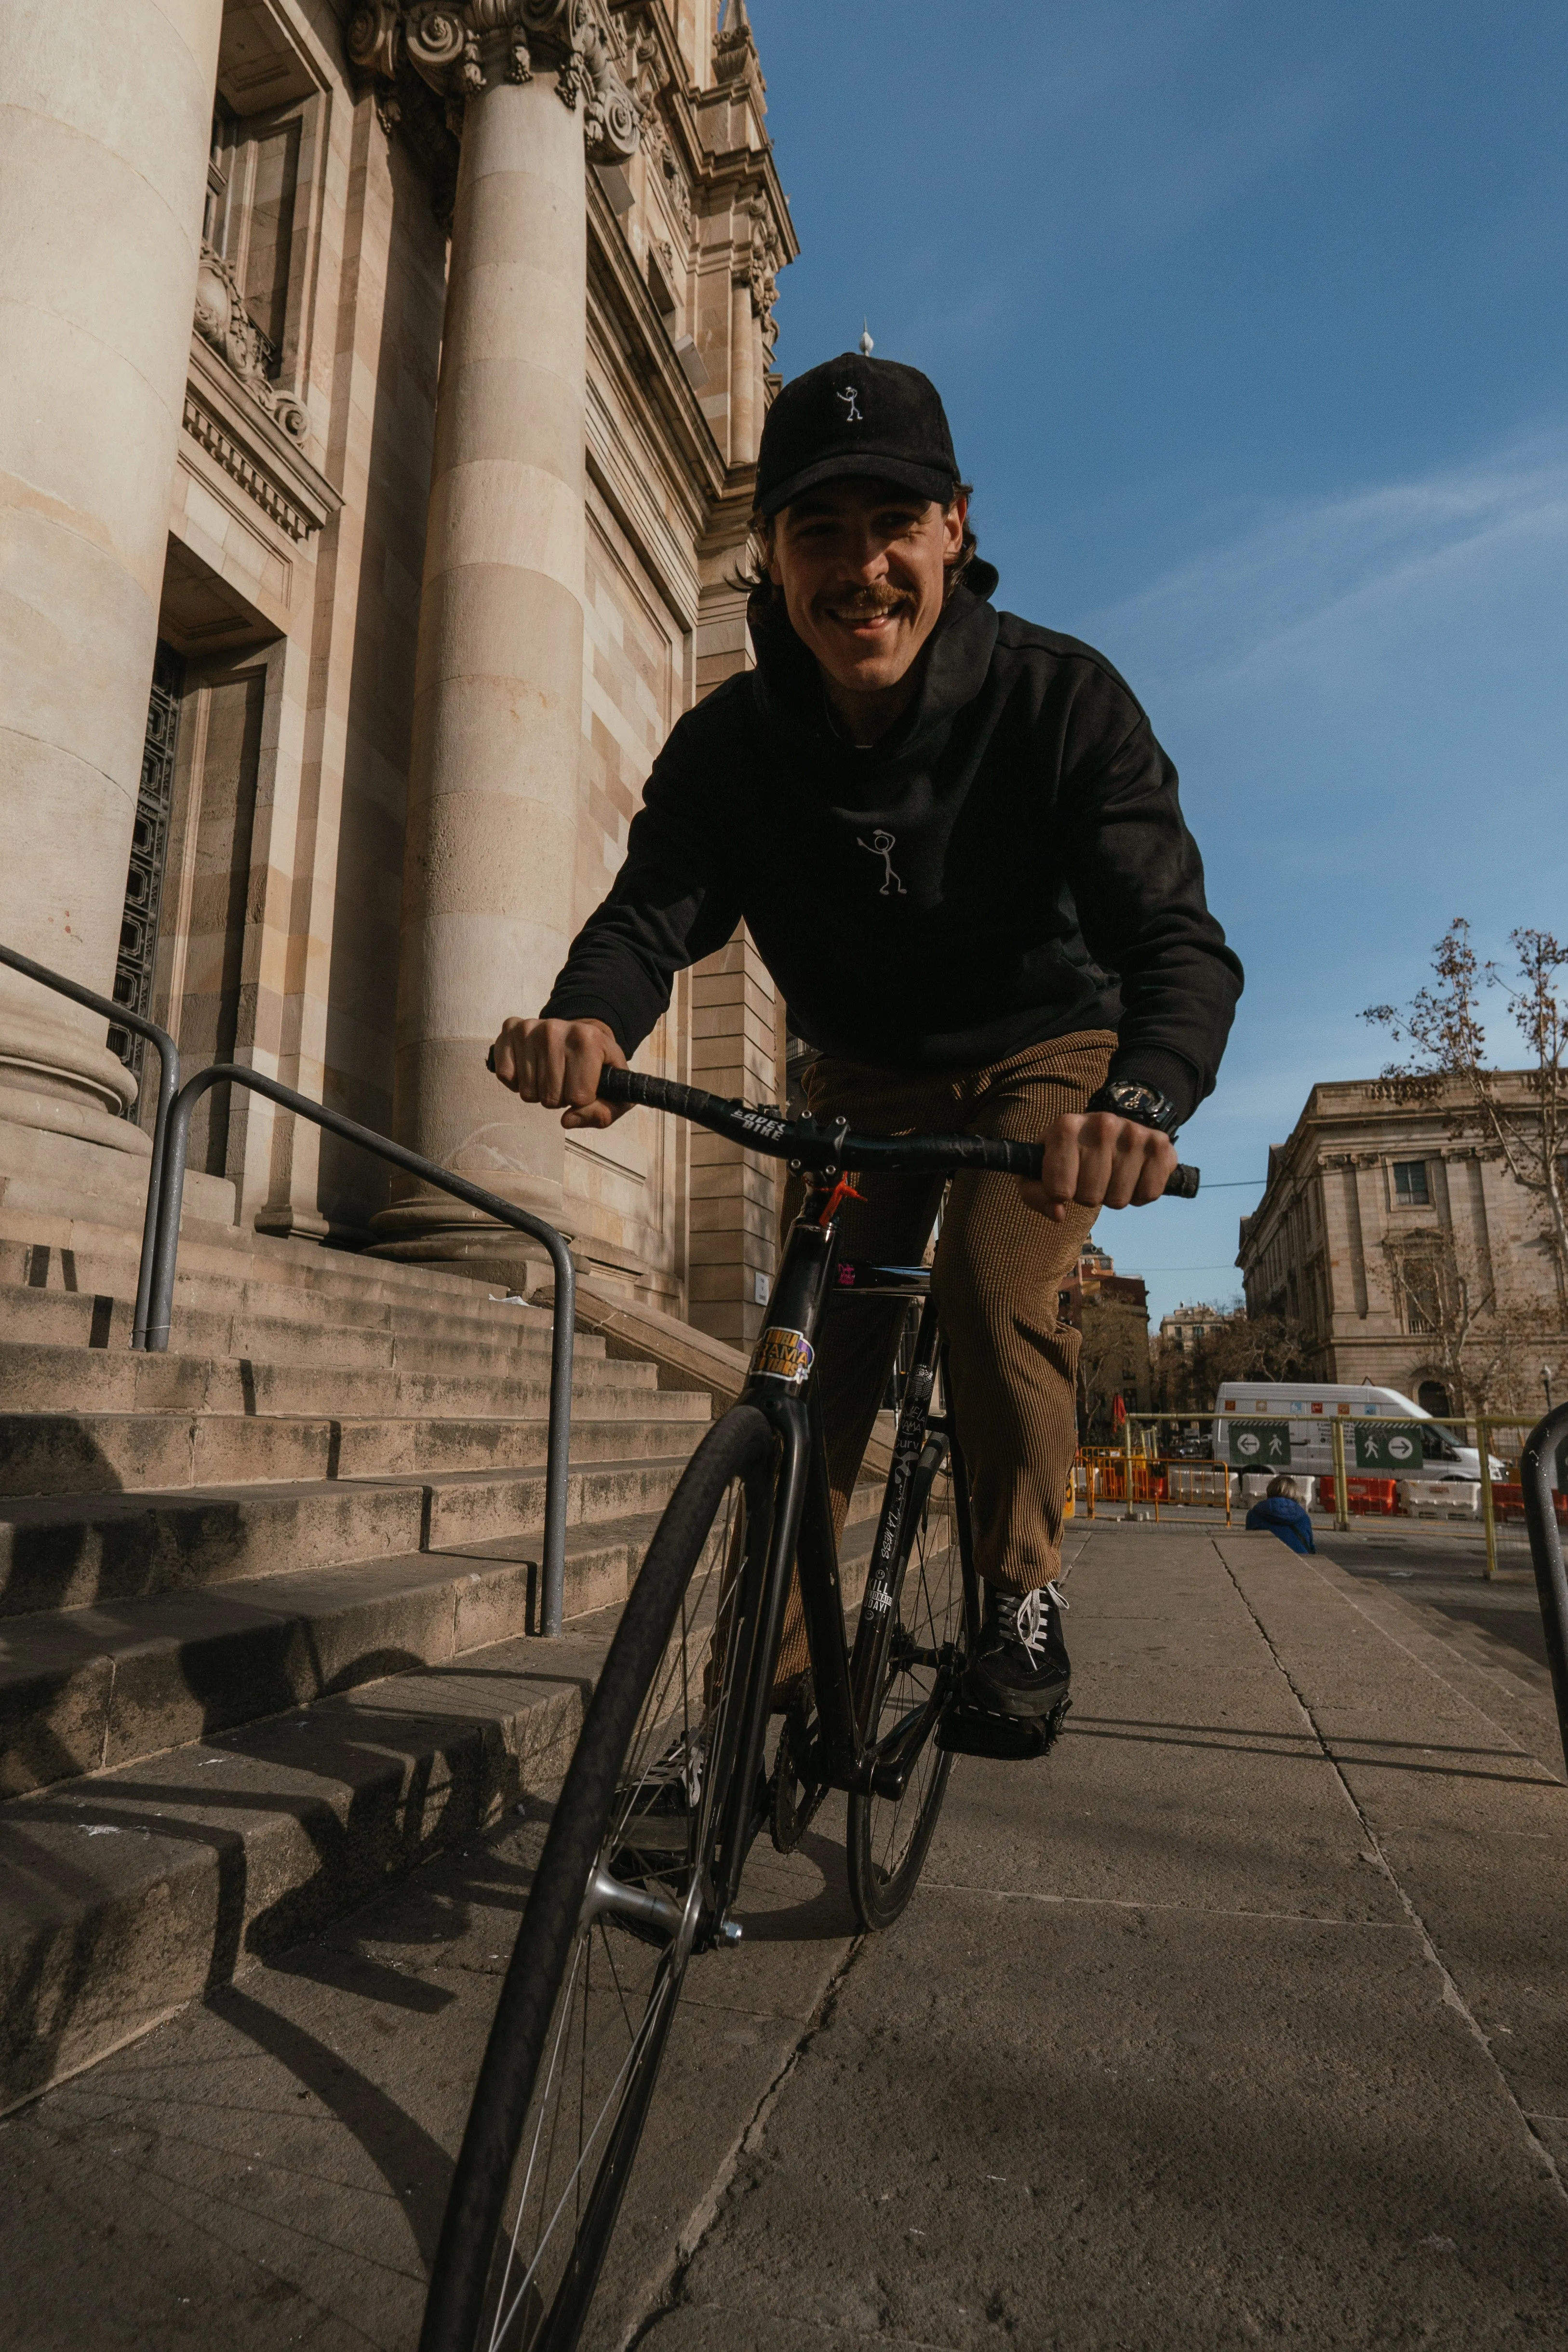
[595,1067,1199,1196]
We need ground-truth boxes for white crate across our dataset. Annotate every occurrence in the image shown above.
[1398,1479,1479,1520]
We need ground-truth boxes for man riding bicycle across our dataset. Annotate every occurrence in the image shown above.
[491,349,1242,1733]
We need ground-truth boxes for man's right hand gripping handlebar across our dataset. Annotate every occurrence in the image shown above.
[487,1029,1200,1208]
[487,1015,629,1133]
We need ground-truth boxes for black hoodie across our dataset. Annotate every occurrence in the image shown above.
[541,566,1243,1125]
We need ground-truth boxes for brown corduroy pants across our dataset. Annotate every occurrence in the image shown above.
[770,1028,1115,1687]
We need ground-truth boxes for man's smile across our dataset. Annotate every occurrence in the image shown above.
[820,588,913,639]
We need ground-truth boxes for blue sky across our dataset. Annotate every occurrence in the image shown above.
[749,0,1568,1326]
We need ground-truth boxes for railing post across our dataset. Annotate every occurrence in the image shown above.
[0,940,178,1350]
[1477,1414,1499,1581]
[1123,1415,1137,1523]
[1330,1417,1351,1530]
[1520,1402,1568,1780]
[147,1062,577,1637]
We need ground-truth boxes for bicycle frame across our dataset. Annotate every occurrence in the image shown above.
[702,1179,979,1922]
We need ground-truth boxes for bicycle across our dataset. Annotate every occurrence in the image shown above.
[420,1070,1198,2352]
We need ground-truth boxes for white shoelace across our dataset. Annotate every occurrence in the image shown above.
[999,1580,1069,1662]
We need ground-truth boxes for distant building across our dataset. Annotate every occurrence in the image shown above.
[1061,1239,1151,1428]
[1236,1073,1566,1413]
[1059,1241,1149,1327]
[1157,1303,1232,1361]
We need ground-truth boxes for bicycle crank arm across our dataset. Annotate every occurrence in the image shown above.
[864,1686,950,1800]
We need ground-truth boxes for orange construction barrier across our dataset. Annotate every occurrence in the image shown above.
[1488,1481,1568,1527]
[1320,1475,1399,1518]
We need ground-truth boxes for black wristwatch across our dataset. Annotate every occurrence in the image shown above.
[1084,1079,1181,1138]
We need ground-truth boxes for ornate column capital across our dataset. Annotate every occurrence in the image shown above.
[348,0,641,157]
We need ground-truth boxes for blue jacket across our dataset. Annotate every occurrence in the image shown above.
[1245,1495,1315,1555]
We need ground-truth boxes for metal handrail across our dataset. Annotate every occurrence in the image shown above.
[0,939,178,1350]
[145,1065,577,1638]
[1520,1401,1568,1780]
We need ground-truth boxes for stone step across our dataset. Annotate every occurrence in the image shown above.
[0,1451,702,1615]
[0,1485,885,2113]
[1,1231,557,1333]
[0,1402,710,1501]
[0,1337,669,1419]
[0,1284,625,1378]
[0,1512,664,1799]
[0,1497,887,1803]
[0,1618,604,2113]
[0,1222,532,1321]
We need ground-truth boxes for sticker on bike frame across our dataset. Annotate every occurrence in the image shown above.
[752,1325,815,1385]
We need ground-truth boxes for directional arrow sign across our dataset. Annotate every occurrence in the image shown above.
[1227,1421,1292,1469]
[1354,1422,1423,1472]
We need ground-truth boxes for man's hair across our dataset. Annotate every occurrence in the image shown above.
[733,498,980,617]
[1266,1475,1301,1501]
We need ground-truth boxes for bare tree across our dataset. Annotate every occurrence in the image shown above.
[1373,1225,1559,1413]
[1149,1304,1309,1416]
[1076,1295,1149,1439]
[1364,918,1568,1294]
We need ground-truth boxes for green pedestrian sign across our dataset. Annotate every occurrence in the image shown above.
[1227,1421,1292,1470]
[1354,1422,1423,1473]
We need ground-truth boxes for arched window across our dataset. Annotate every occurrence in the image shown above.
[1417,1381,1451,1417]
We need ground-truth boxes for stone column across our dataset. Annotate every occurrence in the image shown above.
[728,278,756,466]
[0,0,222,1160]
[362,1,639,1275]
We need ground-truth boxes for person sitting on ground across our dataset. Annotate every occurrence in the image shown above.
[1246,1475,1315,1556]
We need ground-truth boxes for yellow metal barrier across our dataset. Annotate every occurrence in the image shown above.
[1070,1411,1551,1573]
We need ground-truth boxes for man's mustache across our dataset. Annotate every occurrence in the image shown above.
[823,586,911,618]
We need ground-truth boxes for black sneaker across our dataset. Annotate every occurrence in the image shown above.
[964,1581,1071,1721]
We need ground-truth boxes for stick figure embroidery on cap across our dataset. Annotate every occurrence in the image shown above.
[836,384,863,424]
[858,830,905,896]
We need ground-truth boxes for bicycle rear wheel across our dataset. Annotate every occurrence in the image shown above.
[845,1437,965,1931]
[419,1405,777,2352]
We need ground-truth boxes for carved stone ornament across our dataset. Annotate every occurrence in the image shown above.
[193,240,308,444]
[745,190,781,354]
[348,0,640,156]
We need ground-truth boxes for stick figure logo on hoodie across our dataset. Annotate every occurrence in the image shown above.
[858,829,905,896]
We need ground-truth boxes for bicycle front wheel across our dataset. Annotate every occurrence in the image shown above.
[845,1436,965,1931]
[419,1404,777,2352]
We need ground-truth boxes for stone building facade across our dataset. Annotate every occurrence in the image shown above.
[1236,1075,1568,1412]
[0,0,795,1348]
[1059,1241,1152,1427]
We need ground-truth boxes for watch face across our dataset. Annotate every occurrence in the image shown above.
[1099,1081,1176,1130]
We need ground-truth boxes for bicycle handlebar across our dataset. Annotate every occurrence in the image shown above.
[593,1067,1200,1196]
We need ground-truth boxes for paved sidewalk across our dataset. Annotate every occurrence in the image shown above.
[3,1525,1567,2348]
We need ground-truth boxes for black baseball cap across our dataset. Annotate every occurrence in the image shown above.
[754,351,965,518]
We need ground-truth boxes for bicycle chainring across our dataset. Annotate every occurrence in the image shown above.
[769,1680,828,1854]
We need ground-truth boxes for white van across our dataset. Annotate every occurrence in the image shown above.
[1210,1383,1504,1485]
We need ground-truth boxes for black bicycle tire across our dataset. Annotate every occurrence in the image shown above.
[844,1442,959,1933]
[418,1403,777,2352]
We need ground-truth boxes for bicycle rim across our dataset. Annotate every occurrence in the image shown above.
[420,1407,776,2352]
[845,1443,963,1931]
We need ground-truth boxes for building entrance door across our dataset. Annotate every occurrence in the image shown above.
[109,643,184,1096]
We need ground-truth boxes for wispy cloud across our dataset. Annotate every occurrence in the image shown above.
[1088,428,1568,692]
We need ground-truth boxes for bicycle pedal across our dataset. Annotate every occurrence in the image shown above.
[936,1699,1068,1761]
